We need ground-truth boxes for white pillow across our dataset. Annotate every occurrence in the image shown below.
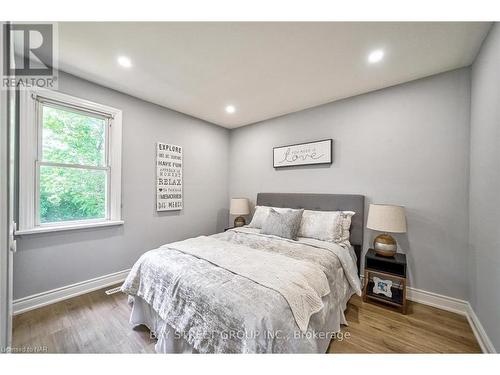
[247,206,270,228]
[298,210,355,244]
[298,210,341,242]
[247,206,297,229]
[336,211,355,245]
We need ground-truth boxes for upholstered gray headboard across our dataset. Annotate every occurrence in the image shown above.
[256,193,365,271]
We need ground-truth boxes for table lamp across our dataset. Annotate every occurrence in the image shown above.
[230,198,250,227]
[366,204,407,257]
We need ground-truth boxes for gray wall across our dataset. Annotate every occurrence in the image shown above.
[14,71,230,299]
[470,24,500,351]
[229,68,471,300]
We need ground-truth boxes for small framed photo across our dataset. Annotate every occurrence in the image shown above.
[373,276,393,298]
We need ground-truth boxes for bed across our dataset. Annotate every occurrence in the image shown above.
[121,193,365,353]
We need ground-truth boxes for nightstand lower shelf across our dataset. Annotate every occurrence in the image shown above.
[365,280,404,306]
[362,249,408,314]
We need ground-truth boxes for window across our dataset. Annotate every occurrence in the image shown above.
[17,89,123,234]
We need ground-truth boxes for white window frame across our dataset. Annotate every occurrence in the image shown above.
[16,88,123,235]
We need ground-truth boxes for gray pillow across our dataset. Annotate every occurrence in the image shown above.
[261,208,304,240]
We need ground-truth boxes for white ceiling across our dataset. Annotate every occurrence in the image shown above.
[57,22,491,128]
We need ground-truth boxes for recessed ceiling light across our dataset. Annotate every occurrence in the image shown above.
[117,56,132,68]
[368,49,384,64]
[225,105,236,114]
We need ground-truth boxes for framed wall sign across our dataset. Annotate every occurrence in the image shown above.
[156,142,183,211]
[273,139,332,168]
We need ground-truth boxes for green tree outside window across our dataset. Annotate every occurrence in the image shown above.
[39,105,107,223]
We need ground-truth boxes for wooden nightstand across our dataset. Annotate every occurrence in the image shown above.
[363,249,408,314]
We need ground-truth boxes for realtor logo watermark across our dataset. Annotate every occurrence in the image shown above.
[2,22,58,89]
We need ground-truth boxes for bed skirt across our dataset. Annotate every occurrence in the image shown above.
[128,290,353,354]
[129,295,198,353]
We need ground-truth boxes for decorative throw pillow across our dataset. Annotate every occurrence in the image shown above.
[247,206,296,229]
[298,210,341,242]
[261,208,304,240]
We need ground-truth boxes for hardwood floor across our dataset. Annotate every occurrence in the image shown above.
[12,285,481,353]
[328,295,481,353]
[13,285,155,353]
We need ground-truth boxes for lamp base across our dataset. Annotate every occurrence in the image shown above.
[234,216,246,227]
[373,234,397,257]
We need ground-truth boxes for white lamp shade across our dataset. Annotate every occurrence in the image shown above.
[366,204,407,233]
[230,198,250,215]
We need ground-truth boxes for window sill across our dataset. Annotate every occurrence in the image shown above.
[15,220,125,236]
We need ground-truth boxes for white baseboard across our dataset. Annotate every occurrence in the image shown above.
[13,269,130,316]
[406,286,496,353]
[465,302,497,354]
[406,287,468,315]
